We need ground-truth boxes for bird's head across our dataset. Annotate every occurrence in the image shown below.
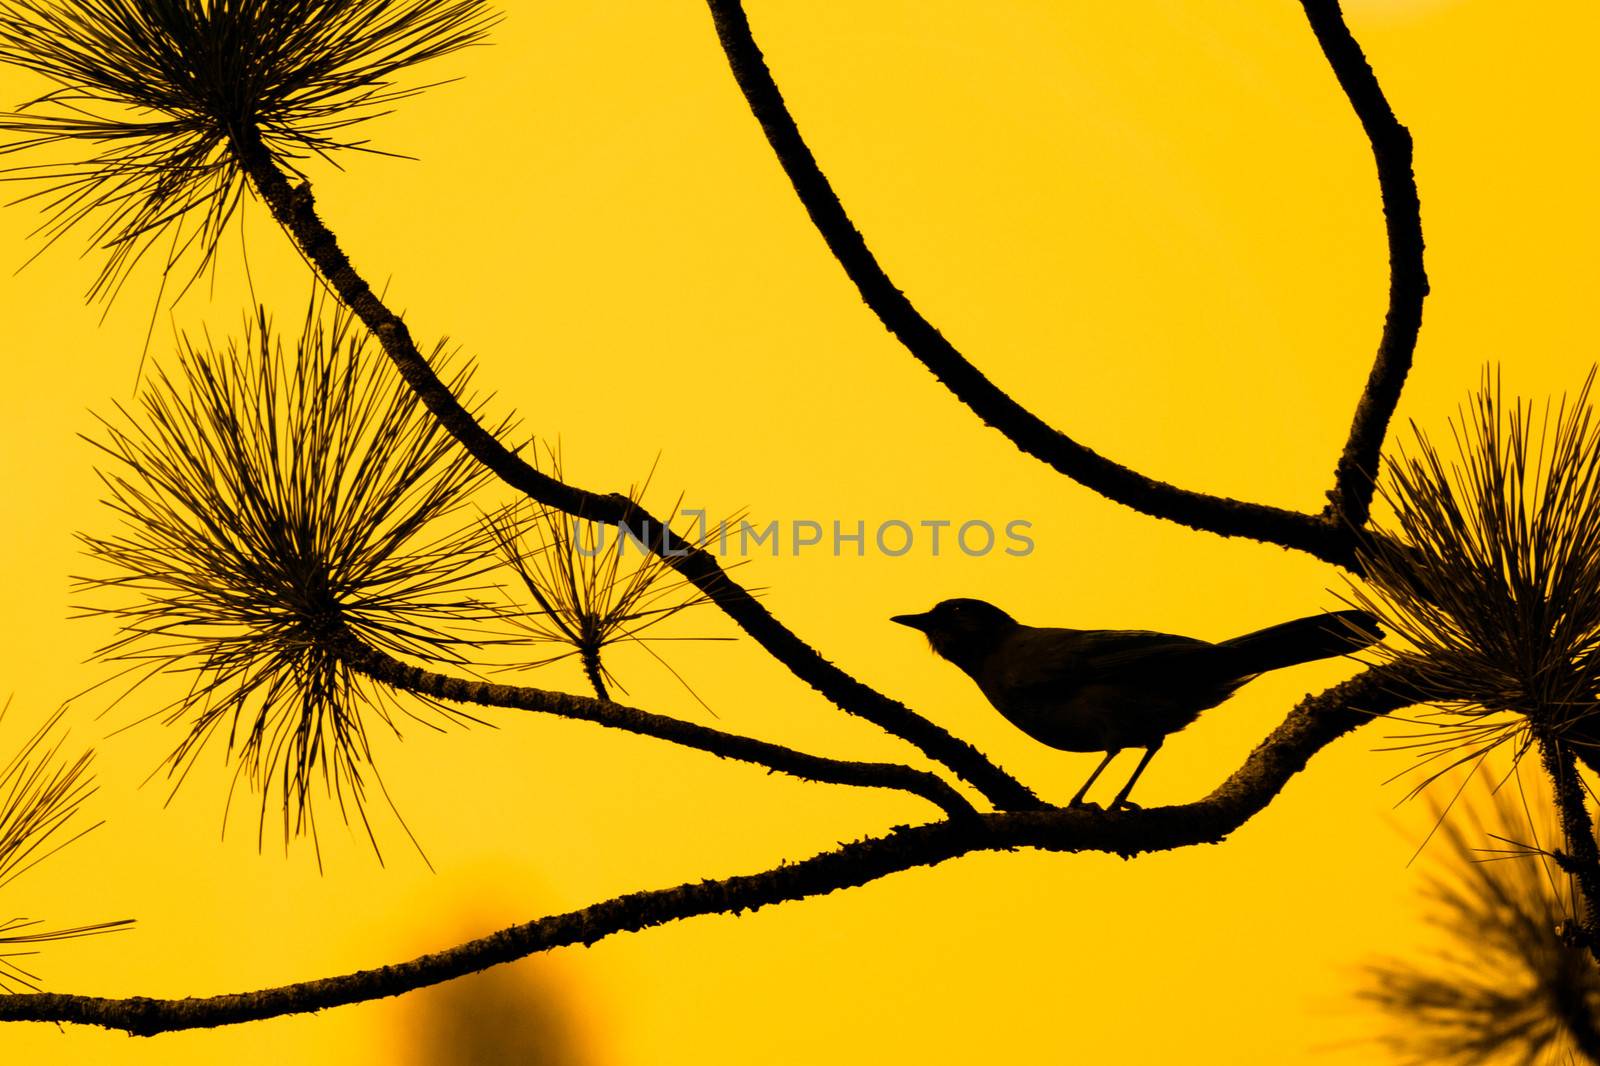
[891,598,1019,668]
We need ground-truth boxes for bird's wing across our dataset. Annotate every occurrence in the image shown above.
[998,628,1222,692]
[1072,629,1221,680]
[983,627,1243,752]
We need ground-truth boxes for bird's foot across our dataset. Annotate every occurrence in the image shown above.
[1067,797,1102,811]
[1109,799,1143,812]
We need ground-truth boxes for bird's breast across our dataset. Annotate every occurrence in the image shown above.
[984,682,1167,752]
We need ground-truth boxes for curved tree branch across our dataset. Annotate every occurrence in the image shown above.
[341,638,976,820]
[0,664,1416,1035]
[702,0,1424,565]
[228,129,1038,813]
[1299,0,1428,527]
[702,0,1351,565]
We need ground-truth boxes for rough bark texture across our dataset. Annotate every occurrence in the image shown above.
[578,644,610,702]
[1541,736,1600,965]
[0,666,1415,1035]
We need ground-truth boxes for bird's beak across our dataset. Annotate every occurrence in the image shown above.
[891,612,933,632]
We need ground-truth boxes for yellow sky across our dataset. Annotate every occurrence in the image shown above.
[0,1,1595,1062]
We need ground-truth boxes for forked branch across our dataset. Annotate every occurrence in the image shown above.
[0,664,1416,1035]
[0,0,1442,1040]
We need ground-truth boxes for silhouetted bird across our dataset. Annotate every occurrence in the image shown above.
[892,599,1383,809]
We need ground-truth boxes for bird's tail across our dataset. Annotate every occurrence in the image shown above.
[1217,610,1383,675]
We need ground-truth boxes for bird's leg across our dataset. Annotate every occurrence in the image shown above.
[1109,742,1163,810]
[1069,749,1120,807]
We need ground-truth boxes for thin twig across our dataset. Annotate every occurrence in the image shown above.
[339,637,976,820]
[578,644,610,702]
[0,665,1415,1035]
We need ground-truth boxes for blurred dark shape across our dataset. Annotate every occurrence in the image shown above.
[1364,779,1600,1064]
[405,955,600,1066]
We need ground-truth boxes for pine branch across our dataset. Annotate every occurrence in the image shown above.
[339,637,977,820]
[1540,736,1600,966]
[0,2,1034,808]
[225,127,1040,814]
[0,664,1416,1035]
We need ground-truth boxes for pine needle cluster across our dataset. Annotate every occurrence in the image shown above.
[0,0,496,299]
[1351,371,1600,787]
[485,449,737,708]
[1364,780,1600,1064]
[0,703,132,992]
[80,305,501,852]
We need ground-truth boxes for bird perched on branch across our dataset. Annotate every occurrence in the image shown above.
[892,599,1382,809]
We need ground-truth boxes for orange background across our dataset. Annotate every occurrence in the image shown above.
[1,1,1595,1062]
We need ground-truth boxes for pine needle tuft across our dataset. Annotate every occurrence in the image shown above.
[0,0,498,300]
[0,700,133,992]
[485,446,741,709]
[1363,777,1600,1065]
[79,303,503,856]
[1351,370,1600,792]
